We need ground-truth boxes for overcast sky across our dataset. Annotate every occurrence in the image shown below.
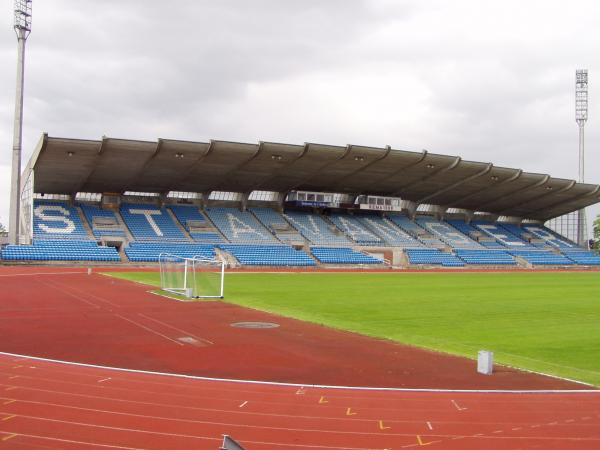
[1,0,599,234]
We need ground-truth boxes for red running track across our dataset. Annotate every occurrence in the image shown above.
[0,266,599,448]
[0,352,599,449]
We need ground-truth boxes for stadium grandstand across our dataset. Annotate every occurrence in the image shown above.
[2,133,600,268]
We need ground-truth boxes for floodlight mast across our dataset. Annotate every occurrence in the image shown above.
[9,0,32,245]
[575,69,588,247]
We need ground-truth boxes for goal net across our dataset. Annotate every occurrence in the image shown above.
[159,253,225,298]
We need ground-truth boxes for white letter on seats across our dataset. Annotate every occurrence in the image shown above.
[227,214,266,239]
[35,205,76,234]
[130,209,164,236]
[477,224,524,246]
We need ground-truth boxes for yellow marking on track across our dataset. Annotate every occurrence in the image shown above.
[1,415,16,421]
[1,434,17,442]
[2,400,15,406]
[417,435,433,446]
[378,420,390,430]
[346,407,357,416]
[4,387,17,392]
[318,396,328,404]
[11,366,22,370]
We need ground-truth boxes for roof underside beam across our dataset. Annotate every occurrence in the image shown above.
[497,180,576,216]
[471,174,549,214]
[529,185,600,218]
[70,137,107,195]
[392,156,461,197]
[364,150,428,192]
[417,163,493,205]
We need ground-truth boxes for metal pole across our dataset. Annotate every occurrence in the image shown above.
[575,69,588,247]
[578,125,586,246]
[220,260,225,298]
[9,32,26,245]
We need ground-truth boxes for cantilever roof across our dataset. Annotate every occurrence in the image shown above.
[26,134,600,221]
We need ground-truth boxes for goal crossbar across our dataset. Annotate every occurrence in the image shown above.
[159,253,225,299]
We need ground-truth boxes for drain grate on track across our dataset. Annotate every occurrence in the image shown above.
[230,322,280,329]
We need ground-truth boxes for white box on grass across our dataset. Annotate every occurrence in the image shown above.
[477,350,493,375]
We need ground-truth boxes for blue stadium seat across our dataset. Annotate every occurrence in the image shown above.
[405,248,465,267]
[311,247,381,264]
[168,205,226,243]
[220,244,316,266]
[33,201,91,240]
[473,221,534,249]
[454,249,516,265]
[446,220,506,249]
[358,216,424,247]
[250,208,305,244]
[120,203,187,241]
[1,240,120,262]
[561,249,600,265]
[415,218,482,249]
[204,208,278,244]
[284,211,351,246]
[124,242,215,262]
[521,225,579,249]
[509,250,574,265]
[388,215,446,248]
[328,214,383,245]
[79,203,126,238]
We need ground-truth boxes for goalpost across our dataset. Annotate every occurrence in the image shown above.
[159,253,225,299]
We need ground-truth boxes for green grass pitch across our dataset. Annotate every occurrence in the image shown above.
[106,271,600,386]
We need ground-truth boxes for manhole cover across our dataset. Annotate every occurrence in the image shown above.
[230,322,280,329]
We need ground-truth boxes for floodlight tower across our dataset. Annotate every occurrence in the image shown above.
[575,69,588,247]
[8,0,32,245]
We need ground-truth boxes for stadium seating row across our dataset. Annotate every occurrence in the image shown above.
[405,248,465,267]
[1,240,120,262]
[4,200,594,267]
[220,244,316,266]
[311,247,382,265]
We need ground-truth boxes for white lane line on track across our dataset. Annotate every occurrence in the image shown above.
[0,390,455,436]
[41,278,120,308]
[137,313,214,345]
[0,430,385,450]
[0,413,408,448]
[5,374,597,428]
[5,389,600,442]
[426,421,433,430]
[114,315,184,346]
[0,271,87,277]
[2,351,598,394]
[6,384,600,434]
[239,401,248,408]
[0,430,170,450]
[2,361,592,414]
[35,279,101,310]
[97,378,111,383]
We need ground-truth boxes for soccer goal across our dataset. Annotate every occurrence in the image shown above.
[159,253,225,299]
